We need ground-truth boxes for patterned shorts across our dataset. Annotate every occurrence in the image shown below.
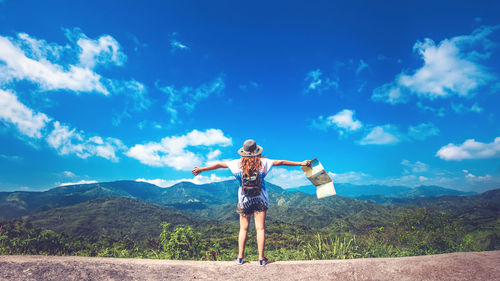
[236,199,268,216]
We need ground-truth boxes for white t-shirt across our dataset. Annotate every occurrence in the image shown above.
[226,158,274,209]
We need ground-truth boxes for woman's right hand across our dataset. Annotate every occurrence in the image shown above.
[301,160,312,167]
[192,167,203,176]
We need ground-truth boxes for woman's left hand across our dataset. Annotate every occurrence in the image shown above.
[301,160,312,167]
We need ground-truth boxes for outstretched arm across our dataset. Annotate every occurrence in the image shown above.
[273,160,312,167]
[192,162,228,176]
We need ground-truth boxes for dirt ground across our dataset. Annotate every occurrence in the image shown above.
[1,251,499,281]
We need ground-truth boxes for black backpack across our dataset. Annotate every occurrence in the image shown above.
[242,170,261,197]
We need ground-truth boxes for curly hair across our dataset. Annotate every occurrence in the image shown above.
[240,156,262,177]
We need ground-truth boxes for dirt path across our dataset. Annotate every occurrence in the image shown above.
[1,251,499,281]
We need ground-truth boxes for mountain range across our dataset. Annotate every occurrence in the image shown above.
[1,180,498,241]
[289,183,476,198]
[0,180,477,220]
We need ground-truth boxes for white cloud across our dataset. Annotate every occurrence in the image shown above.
[16,32,65,62]
[357,81,367,93]
[109,79,149,109]
[129,35,147,52]
[329,109,363,132]
[59,180,97,186]
[126,129,232,170]
[310,116,330,131]
[330,170,454,188]
[407,123,440,140]
[356,59,368,74]
[74,31,127,68]
[304,69,339,93]
[418,176,429,182]
[157,76,225,124]
[46,121,126,161]
[372,26,497,104]
[416,102,446,117]
[0,33,108,94]
[0,154,23,161]
[314,117,438,145]
[266,167,310,188]
[207,149,221,160]
[0,29,142,100]
[108,79,151,126]
[329,171,371,184]
[274,166,498,191]
[205,158,233,167]
[239,82,259,92]
[0,89,51,138]
[401,159,428,174]
[329,170,463,189]
[170,39,189,51]
[0,30,152,149]
[312,109,363,135]
[0,30,150,164]
[359,125,400,145]
[0,87,127,161]
[451,102,483,114]
[372,82,407,104]
[62,171,76,177]
[185,77,225,112]
[136,173,233,188]
[326,163,493,190]
[136,120,166,130]
[465,172,492,182]
[436,137,500,161]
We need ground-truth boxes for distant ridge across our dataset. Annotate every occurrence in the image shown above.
[0,180,165,220]
[0,180,403,226]
[0,180,489,221]
[288,183,476,198]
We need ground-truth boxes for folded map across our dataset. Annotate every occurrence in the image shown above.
[301,158,336,199]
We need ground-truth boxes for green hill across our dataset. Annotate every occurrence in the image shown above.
[0,181,164,219]
[0,180,247,220]
[24,197,198,241]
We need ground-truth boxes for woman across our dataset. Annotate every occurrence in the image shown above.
[192,139,311,266]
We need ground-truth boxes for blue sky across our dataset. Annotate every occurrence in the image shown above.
[0,0,499,192]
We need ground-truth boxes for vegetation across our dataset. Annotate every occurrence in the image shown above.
[24,197,199,241]
[1,207,497,260]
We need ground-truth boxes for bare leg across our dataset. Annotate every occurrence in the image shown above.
[238,213,252,259]
[254,210,267,260]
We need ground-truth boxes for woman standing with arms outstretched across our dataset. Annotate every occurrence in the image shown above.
[192,139,311,266]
